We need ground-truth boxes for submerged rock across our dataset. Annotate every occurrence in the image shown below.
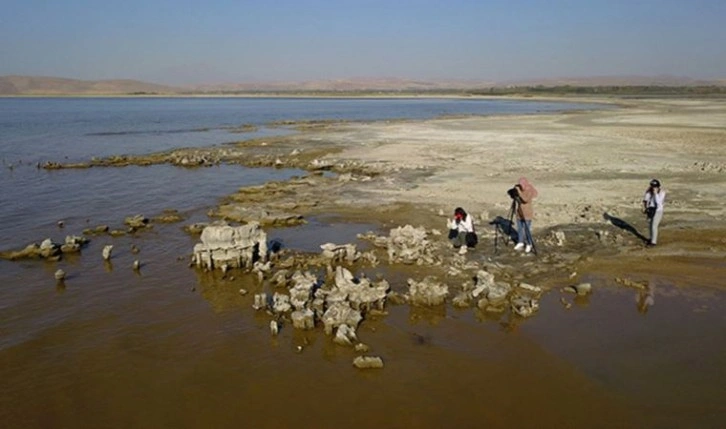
[407,277,448,306]
[333,324,357,346]
[353,356,384,369]
[291,309,315,330]
[511,297,540,318]
[124,214,150,229]
[564,282,592,296]
[153,209,184,223]
[213,204,304,227]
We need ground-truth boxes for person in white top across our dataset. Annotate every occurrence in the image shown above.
[642,179,666,247]
[447,207,476,254]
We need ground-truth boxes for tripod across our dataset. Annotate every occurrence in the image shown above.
[493,198,537,255]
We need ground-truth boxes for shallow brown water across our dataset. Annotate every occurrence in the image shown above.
[1,222,725,429]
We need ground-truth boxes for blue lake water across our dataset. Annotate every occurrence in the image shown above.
[0,96,603,246]
[0,96,603,162]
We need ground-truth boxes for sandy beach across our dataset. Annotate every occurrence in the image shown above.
[282,97,726,224]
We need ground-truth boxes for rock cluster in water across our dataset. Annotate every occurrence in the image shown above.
[0,235,89,261]
[190,221,556,368]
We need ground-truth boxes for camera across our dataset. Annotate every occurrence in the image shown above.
[507,185,522,201]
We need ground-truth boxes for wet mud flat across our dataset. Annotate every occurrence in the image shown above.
[3,97,726,428]
[1,219,724,429]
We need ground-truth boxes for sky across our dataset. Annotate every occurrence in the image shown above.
[2,0,725,85]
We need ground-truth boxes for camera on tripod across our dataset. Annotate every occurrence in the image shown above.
[507,185,523,203]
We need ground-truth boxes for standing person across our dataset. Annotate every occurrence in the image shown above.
[447,207,477,254]
[513,177,538,253]
[642,179,665,247]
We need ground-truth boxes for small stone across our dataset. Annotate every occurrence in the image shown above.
[353,356,384,369]
[270,320,279,336]
[102,245,113,261]
[132,260,140,270]
[517,283,542,294]
[354,343,369,353]
[54,269,66,281]
[574,282,592,296]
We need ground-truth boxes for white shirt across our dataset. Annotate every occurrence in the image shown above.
[449,214,474,233]
[643,190,666,212]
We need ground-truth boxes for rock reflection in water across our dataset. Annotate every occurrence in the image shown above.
[636,283,656,313]
[408,305,446,326]
[194,269,261,313]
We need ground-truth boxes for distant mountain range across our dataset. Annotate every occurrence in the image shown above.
[1,74,724,95]
[0,75,179,95]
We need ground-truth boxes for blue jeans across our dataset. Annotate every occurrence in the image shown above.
[517,219,532,245]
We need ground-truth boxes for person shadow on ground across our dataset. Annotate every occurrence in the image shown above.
[490,215,519,244]
[603,212,648,243]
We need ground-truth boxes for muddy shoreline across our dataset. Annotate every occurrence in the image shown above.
[34,96,726,290]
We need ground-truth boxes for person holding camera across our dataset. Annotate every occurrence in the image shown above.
[447,207,477,254]
[512,177,538,253]
[642,179,665,247]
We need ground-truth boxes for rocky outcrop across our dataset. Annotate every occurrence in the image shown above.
[0,235,89,261]
[213,204,305,227]
[124,214,150,230]
[192,222,268,271]
[407,276,448,306]
[385,225,435,265]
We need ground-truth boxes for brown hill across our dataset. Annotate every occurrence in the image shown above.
[501,75,720,87]
[0,75,181,95]
[191,77,497,93]
[177,76,726,93]
[2,75,724,95]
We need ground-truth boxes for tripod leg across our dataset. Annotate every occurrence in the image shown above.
[506,201,516,245]
[494,222,499,254]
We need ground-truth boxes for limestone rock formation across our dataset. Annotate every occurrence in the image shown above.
[192,221,268,271]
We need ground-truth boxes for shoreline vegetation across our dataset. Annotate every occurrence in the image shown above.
[1,72,726,99]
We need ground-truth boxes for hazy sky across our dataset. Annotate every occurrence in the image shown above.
[2,0,725,85]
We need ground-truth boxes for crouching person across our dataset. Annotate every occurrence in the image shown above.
[447,207,477,254]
